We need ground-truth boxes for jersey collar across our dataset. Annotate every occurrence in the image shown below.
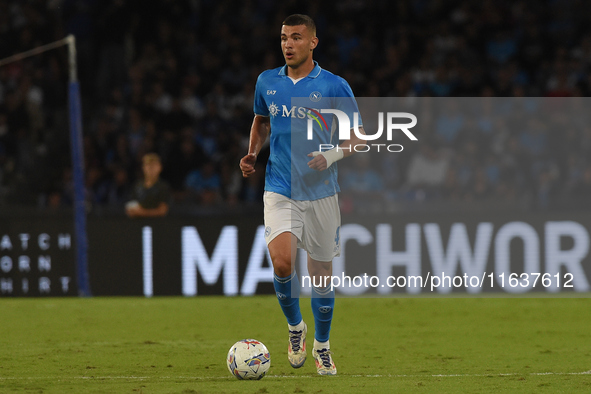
[278,61,322,79]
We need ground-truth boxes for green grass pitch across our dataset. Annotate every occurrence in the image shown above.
[1,296,591,393]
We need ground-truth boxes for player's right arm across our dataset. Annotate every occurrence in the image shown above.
[240,115,270,178]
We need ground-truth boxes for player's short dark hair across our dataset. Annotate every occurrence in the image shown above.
[282,14,316,36]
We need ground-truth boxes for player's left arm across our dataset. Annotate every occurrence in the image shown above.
[307,126,367,171]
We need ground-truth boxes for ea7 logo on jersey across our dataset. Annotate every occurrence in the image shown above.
[267,90,276,95]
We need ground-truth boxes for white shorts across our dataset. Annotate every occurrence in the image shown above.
[263,191,341,262]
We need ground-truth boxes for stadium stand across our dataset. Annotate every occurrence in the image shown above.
[1,0,590,213]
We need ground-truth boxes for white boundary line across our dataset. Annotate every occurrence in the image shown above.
[1,371,590,381]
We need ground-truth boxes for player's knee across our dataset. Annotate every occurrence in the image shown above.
[308,259,332,278]
[271,254,294,278]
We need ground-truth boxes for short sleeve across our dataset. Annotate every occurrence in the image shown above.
[253,73,269,116]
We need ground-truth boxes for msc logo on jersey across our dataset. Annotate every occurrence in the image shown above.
[271,104,316,119]
[268,102,279,117]
[309,91,322,102]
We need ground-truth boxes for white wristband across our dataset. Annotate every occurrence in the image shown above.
[316,147,344,168]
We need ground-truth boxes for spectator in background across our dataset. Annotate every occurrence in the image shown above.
[184,161,221,205]
[100,165,131,206]
[572,166,591,209]
[340,155,384,212]
[405,143,450,200]
[4,0,591,211]
[126,153,170,218]
[434,100,464,145]
[241,161,265,204]
[162,133,206,198]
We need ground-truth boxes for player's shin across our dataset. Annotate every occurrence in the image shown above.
[273,271,302,326]
[311,284,334,342]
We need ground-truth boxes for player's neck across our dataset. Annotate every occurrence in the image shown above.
[287,58,315,80]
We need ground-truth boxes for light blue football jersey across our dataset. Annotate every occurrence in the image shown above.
[254,61,361,200]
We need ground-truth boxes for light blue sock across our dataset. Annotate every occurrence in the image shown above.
[273,271,302,326]
[311,285,334,342]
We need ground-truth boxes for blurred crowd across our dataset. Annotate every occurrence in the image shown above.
[339,96,591,213]
[1,0,591,213]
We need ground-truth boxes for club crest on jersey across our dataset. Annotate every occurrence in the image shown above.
[309,91,322,102]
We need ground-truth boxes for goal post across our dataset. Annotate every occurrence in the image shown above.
[67,35,91,296]
[0,35,91,296]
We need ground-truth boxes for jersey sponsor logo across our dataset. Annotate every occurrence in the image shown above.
[280,105,317,119]
[268,102,279,117]
[309,91,322,102]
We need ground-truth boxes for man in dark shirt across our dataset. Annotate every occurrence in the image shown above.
[126,153,171,218]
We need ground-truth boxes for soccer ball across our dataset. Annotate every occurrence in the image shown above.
[226,339,271,380]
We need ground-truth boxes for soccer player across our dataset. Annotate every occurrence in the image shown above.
[239,14,366,375]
